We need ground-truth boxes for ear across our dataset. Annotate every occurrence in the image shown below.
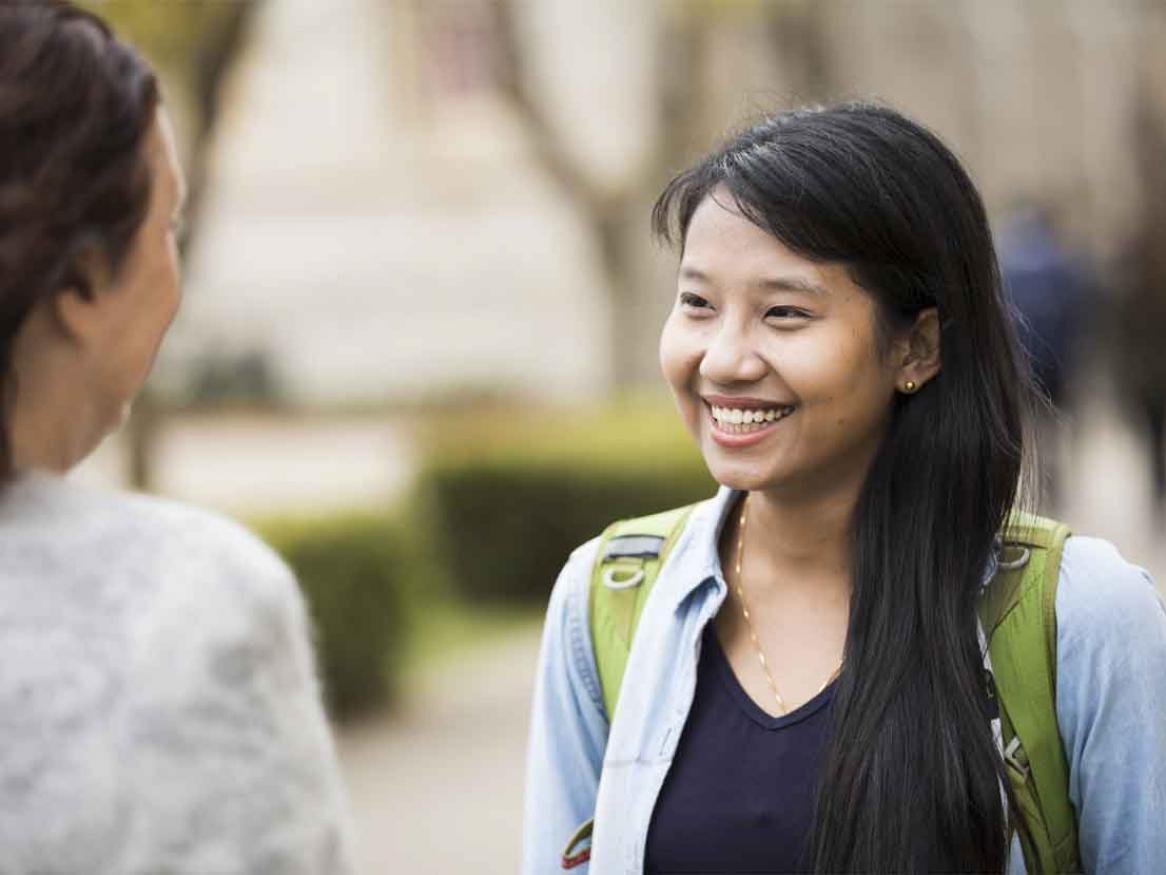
[892,307,941,394]
[50,247,113,345]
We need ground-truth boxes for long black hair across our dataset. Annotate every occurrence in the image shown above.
[654,103,1032,872]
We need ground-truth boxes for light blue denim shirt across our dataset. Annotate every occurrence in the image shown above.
[522,487,1166,874]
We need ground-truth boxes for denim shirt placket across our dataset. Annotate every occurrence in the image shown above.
[625,573,728,873]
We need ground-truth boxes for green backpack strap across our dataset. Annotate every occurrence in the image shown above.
[588,504,697,721]
[979,512,1081,873]
[558,505,697,869]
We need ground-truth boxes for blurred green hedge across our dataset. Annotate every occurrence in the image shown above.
[245,400,716,718]
[255,512,414,720]
[416,401,717,604]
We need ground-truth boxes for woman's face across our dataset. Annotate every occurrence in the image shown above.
[659,189,907,499]
[89,107,185,433]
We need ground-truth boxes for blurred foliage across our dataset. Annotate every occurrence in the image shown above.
[404,598,542,675]
[415,396,700,468]
[254,511,416,721]
[416,401,716,604]
[238,402,713,718]
[79,0,248,73]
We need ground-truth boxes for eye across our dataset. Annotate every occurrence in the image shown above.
[765,305,812,322]
[679,292,712,311]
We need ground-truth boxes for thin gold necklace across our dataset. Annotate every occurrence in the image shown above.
[732,493,843,715]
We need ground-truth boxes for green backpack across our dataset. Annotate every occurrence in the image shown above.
[561,505,1081,873]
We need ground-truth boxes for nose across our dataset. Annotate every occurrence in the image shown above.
[699,320,768,386]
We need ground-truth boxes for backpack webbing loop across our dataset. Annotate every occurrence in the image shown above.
[589,504,696,722]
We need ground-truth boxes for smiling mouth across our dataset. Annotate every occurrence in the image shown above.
[707,402,797,434]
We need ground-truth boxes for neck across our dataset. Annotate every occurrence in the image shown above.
[10,403,75,474]
[735,421,888,592]
[742,484,856,586]
[8,333,94,475]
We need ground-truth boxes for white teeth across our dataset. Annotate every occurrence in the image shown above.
[709,404,794,428]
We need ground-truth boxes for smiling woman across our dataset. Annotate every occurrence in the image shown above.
[522,104,1166,875]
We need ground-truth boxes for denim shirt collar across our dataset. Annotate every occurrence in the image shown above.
[656,486,739,612]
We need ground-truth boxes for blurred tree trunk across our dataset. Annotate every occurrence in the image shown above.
[767,0,833,100]
[494,0,710,388]
[492,1,832,388]
[84,0,262,490]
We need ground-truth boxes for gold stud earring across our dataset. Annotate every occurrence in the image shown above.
[903,380,918,393]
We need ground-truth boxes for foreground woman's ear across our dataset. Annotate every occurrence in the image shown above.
[50,247,114,346]
[895,307,941,392]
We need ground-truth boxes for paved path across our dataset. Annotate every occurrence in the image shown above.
[336,627,542,874]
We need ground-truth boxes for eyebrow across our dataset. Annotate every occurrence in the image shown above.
[679,266,829,296]
[758,276,828,296]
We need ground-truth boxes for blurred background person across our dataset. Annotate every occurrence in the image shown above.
[0,3,351,872]
[1113,91,1166,525]
[997,202,1091,507]
[1115,227,1166,524]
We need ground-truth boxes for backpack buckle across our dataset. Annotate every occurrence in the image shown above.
[1003,736,1030,780]
[996,545,1031,571]
[601,534,663,590]
[602,567,645,590]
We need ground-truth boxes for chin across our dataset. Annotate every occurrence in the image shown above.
[91,400,135,452]
[701,453,781,493]
[67,423,120,474]
[711,473,778,494]
[113,400,134,432]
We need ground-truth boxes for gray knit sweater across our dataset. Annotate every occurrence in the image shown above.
[0,471,353,874]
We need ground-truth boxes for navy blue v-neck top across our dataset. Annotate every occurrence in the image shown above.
[645,624,836,874]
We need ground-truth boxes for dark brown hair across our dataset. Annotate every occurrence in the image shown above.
[0,0,159,474]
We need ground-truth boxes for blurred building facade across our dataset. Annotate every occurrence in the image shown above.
[159,0,1166,405]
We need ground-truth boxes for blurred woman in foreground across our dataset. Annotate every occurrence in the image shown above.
[0,3,351,872]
